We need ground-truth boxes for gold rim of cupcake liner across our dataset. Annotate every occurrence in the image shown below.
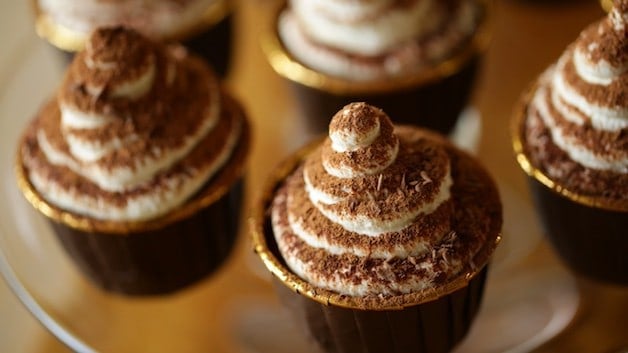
[600,0,613,12]
[261,0,493,96]
[31,0,232,52]
[511,83,628,213]
[15,115,251,235]
[250,138,501,311]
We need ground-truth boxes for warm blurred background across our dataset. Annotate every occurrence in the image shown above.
[1,1,623,352]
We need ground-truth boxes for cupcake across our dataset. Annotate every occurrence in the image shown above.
[263,0,490,134]
[33,0,233,76]
[15,27,250,295]
[252,103,501,353]
[512,0,627,285]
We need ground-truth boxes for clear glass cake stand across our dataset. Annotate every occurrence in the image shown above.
[0,43,579,350]
[2,1,626,351]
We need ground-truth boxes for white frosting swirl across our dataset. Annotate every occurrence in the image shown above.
[291,0,439,57]
[38,0,222,39]
[529,2,628,173]
[24,28,243,221]
[307,103,453,236]
[30,117,241,221]
[329,106,381,152]
[269,103,494,297]
[279,0,480,80]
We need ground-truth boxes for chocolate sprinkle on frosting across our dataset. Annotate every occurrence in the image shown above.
[271,103,502,297]
[279,0,482,80]
[20,27,244,221]
[522,0,628,201]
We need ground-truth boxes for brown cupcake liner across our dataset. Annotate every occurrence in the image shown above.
[32,0,233,77]
[512,84,628,286]
[181,12,233,77]
[287,56,480,135]
[16,99,251,295]
[526,177,628,285]
[273,262,488,353]
[251,138,500,353]
[262,1,491,135]
[49,179,243,295]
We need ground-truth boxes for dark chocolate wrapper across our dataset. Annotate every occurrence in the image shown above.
[50,179,243,296]
[289,56,480,135]
[261,208,489,353]
[48,13,233,78]
[181,12,233,78]
[527,177,628,285]
[251,129,501,353]
[274,267,488,353]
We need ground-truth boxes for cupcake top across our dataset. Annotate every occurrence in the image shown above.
[279,0,482,81]
[523,0,627,202]
[271,103,501,297]
[20,27,244,222]
[37,0,223,39]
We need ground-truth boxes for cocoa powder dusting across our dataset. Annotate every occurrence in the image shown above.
[20,27,243,210]
[562,45,627,110]
[271,126,502,298]
[524,108,628,201]
[541,86,627,159]
[22,96,242,208]
[54,27,223,172]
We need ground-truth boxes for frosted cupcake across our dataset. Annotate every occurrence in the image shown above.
[33,0,233,76]
[512,0,627,284]
[16,27,250,295]
[252,103,501,353]
[263,0,490,134]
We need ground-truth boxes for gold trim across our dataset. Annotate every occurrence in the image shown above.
[261,0,493,95]
[249,138,501,311]
[511,84,628,213]
[16,113,250,235]
[600,0,613,13]
[32,0,231,52]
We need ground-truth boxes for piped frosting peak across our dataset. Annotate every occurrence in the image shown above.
[38,0,222,39]
[527,0,628,174]
[21,27,243,221]
[271,103,501,297]
[308,103,451,236]
[324,103,399,178]
[78,27,158,100]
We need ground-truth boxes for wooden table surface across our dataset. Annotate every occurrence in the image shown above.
[1,1,626,352]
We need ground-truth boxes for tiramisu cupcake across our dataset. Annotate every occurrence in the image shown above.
[252,103,501,353]
[512,0,627,284]
[263,0,490,134]
[16,27,250,295]
[33,0,233,76]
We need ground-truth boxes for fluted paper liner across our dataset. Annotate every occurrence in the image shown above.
[251,138,500,353]
[273,267,486,353]
[512,84,628,285]
[261,1,491,134]
[16,99,251,295]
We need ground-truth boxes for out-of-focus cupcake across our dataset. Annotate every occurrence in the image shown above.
[512,0,627,285]
[252,103,501,353]
[263,0,491,134]
[32,0,233,76]
[16,27,250,295]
